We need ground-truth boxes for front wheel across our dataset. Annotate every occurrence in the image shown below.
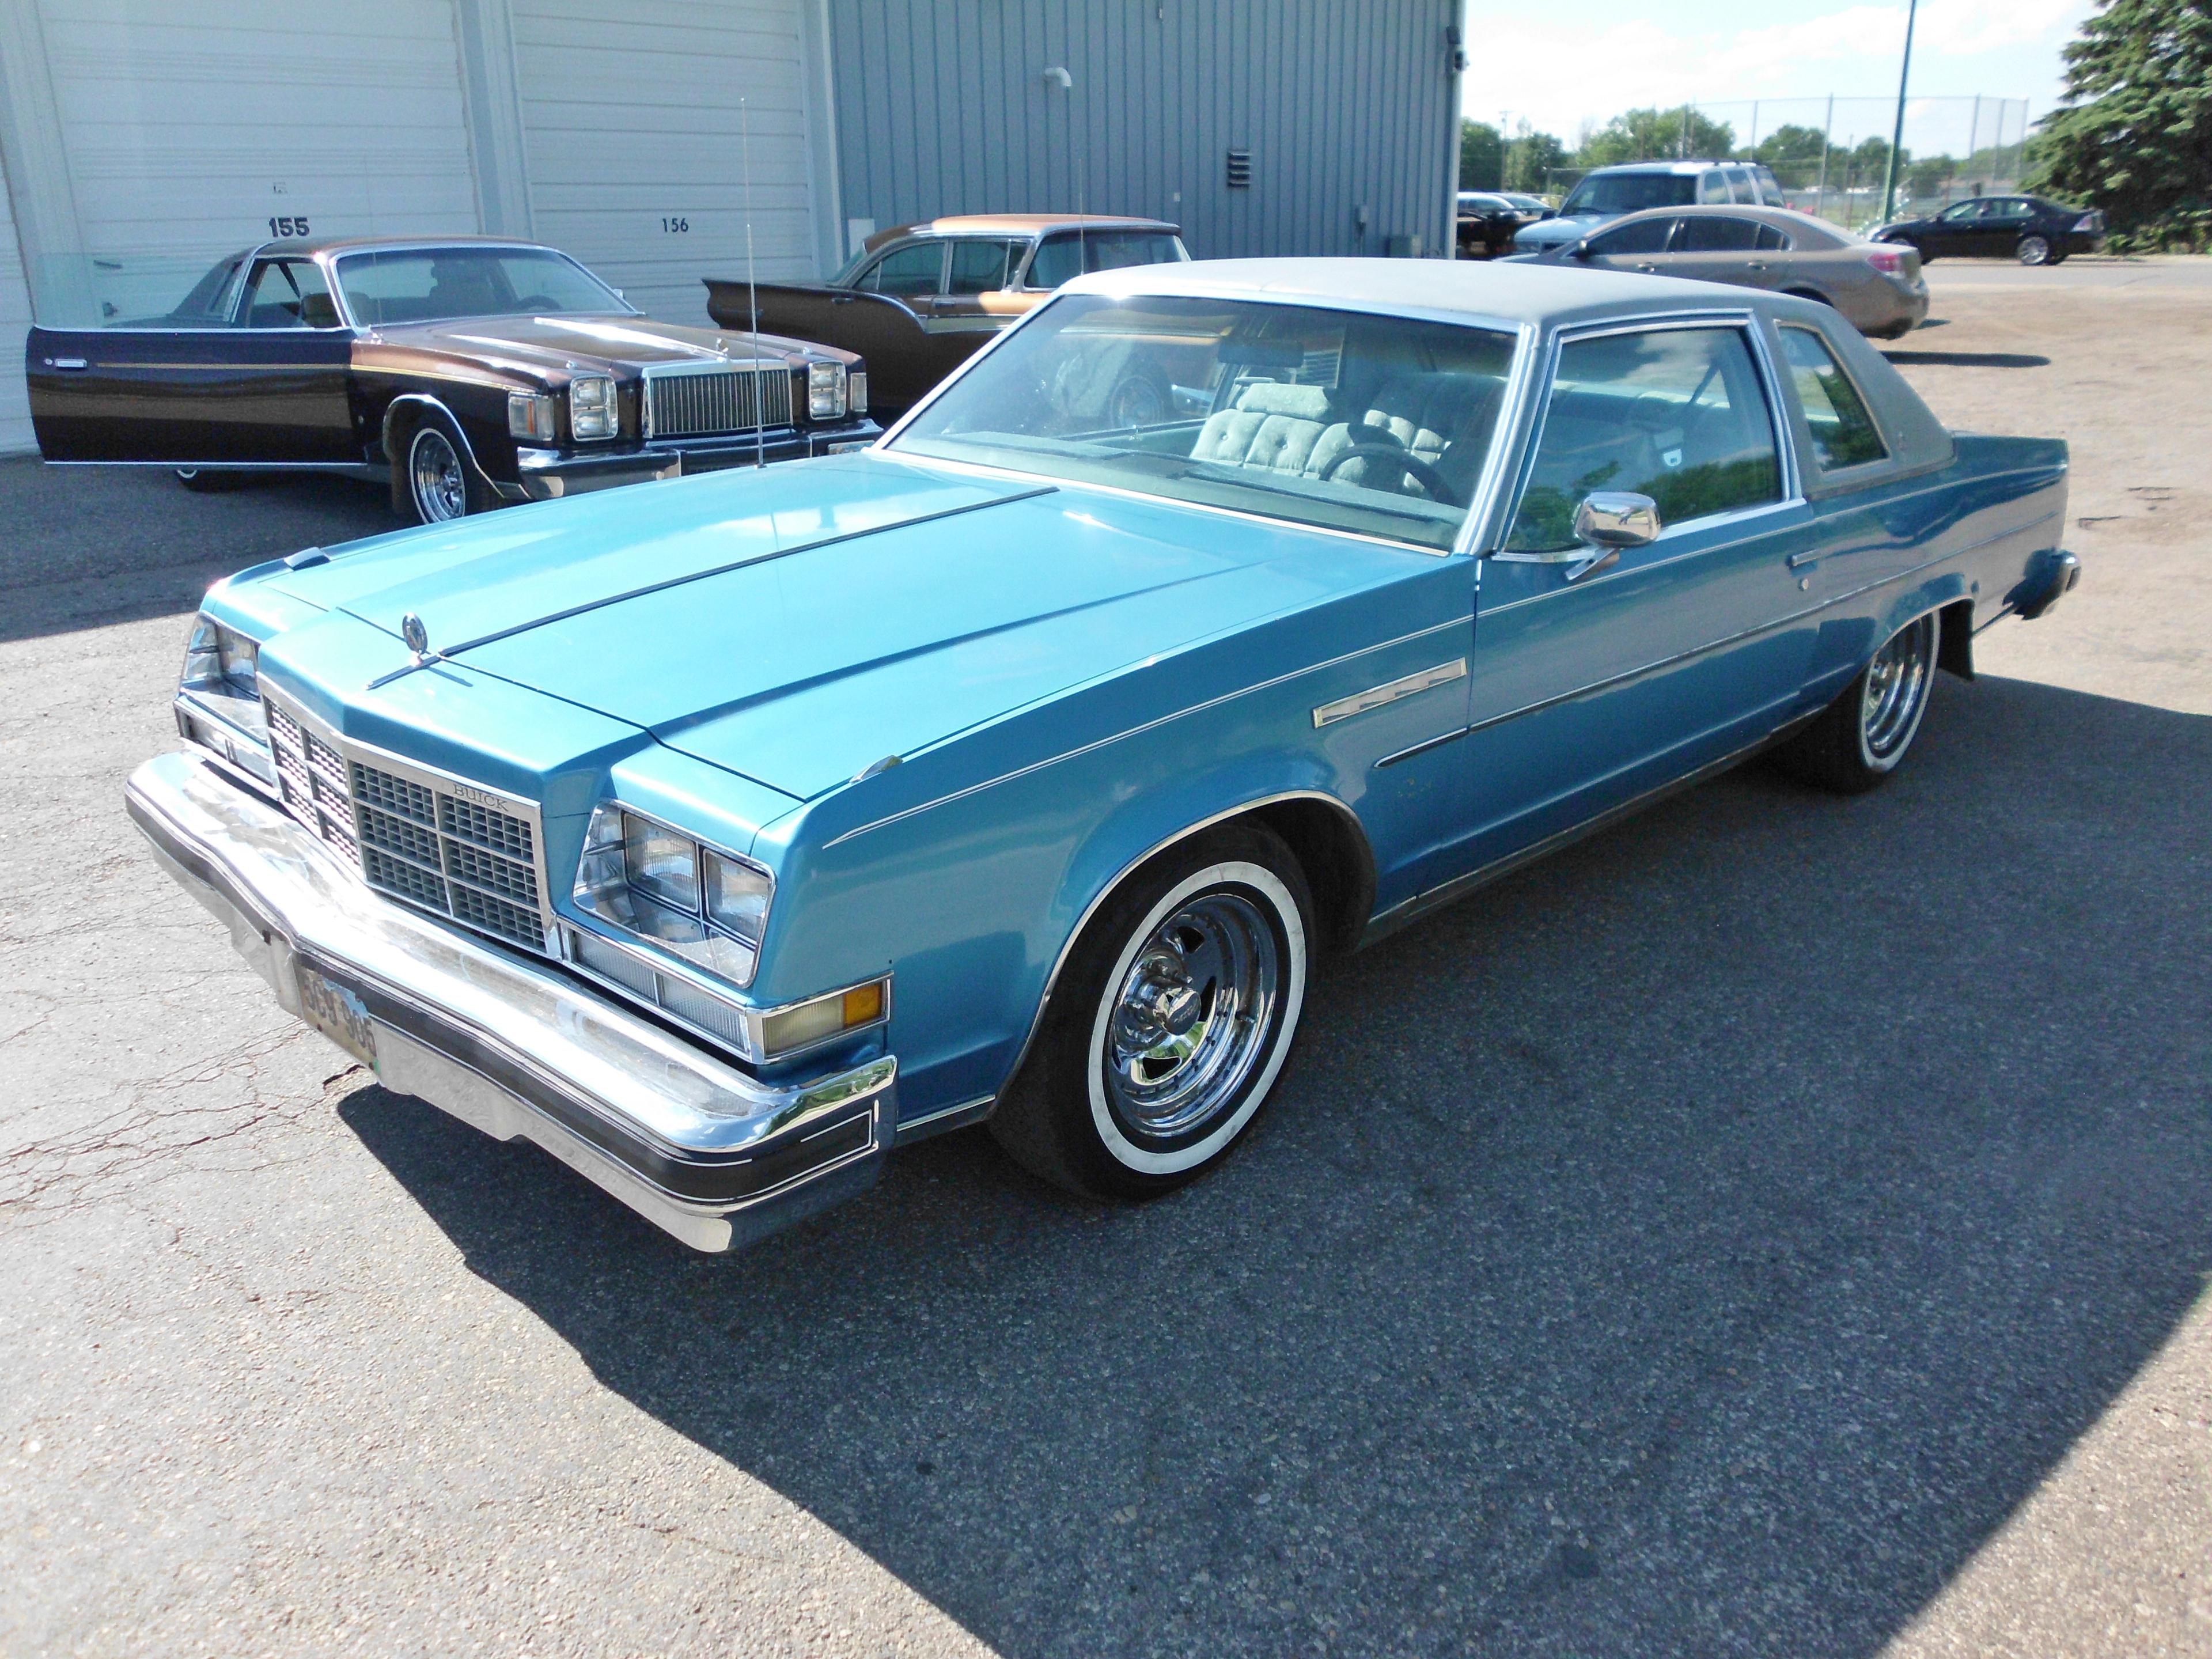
[990,825,1312,1199]
[1773,611,1940,794]
[392,415,490,524]
[2016,234,2054,266]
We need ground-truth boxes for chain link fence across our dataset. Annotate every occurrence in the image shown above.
[1538,96,2033,232]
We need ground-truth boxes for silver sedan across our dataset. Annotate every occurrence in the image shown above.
[1511,204,1930,340]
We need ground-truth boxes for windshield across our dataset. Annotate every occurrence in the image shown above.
[332,247,631,325]
[889,294,1517,552]
[1561,173,1699,215]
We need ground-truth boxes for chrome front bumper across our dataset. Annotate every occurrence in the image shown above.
[124,750,896,1253]
[509,421,882,501]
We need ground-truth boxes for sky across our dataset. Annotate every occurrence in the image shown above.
[1462,0,2093,155]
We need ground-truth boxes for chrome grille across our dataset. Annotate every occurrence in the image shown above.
[262,689,552,953]
[645,365,792,438]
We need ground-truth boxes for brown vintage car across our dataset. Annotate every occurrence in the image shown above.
[25,236,879,524]
[704,214,1188,419]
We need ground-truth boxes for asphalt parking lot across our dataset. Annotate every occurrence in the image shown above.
[3,257,2207,1658]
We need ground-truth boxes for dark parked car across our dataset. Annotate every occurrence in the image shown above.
[1512,160,1786,255]
[704,214,1188,418]
[1873,195,2105,266]
[1455,191,1548,258]
[1519,205,1930,338]
[25,236,880,524]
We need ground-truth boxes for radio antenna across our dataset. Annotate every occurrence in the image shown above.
[742,95,764,469]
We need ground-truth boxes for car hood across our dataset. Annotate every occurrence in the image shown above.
[361,312,829,377]
[259,454,1429,801]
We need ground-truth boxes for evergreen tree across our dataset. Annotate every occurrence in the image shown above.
[1460,120,1505,192]
[2032,0,2212,249]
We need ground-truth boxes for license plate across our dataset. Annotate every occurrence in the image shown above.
[295,963,377,1066]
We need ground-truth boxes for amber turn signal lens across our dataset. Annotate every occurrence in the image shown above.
[842,981,884,1027]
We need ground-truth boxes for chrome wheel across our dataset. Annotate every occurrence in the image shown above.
[1104,891,1280,1139]
[2016,234,2052,267]
[408,426,468,522]
[1859,612,1937,768]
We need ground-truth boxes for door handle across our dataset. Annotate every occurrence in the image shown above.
[1745,260,1768,271]
[47,357,88,370]
[1634,263,1657,273]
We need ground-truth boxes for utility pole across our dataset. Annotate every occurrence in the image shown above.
[1815,93,1834,220]
[1881,0,1919,222]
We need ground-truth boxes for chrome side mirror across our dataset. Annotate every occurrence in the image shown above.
[1562,491,1660,581]
[1574,491,1660,548]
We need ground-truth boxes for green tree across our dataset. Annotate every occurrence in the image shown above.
[1753,124,1831,169]
[2032,0,2212,250]
[1503,128,1570,195]
[1576,106,1736,168]
[1459,120,1505,191]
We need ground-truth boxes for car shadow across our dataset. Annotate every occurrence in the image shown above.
[1880,350,2052,369]
[340,674,2212,1657]
[0,456,392,645]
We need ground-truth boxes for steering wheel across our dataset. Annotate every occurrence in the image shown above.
[514,294,559,312]
[1317,443,1460,506]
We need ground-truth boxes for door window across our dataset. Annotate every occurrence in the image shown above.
[1586,216,1676,256]
[1724,166,1755,201]
[1940,200,1988,223]
[1699,171,1733,203]
[1505,327,1782,552]
[1024,230,1184,290]
[1752,166,1784,204]
[1986,198,2033,222]
[242,259,338,328]
[945,239,1021,295]
[1755,223,1792,252]
[1779,327,1888,471]
[858,242,946,297]
[1678,215,1761,253]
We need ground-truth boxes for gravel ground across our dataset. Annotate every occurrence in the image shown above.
[2,257,2207,1659]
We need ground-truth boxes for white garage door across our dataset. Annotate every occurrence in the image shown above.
[35,0,478,323]
[0,185,33,454]
[511,0,824,327]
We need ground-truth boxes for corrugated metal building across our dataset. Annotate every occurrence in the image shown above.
[827,1,1460,263]
[0,0,1460,455]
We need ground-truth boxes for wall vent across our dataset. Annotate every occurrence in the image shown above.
[1225,148,1252,188]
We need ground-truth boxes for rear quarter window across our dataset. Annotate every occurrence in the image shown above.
[1780,327,1888,471]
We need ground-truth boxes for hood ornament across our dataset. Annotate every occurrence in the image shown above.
[400,612,431,661]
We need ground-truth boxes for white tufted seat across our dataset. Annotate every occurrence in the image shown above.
[1188,381,1336,476]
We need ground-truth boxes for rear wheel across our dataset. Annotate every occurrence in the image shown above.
[990,824,1312,1200]
[2016,234,2054,266]
[1774,611,1940,794]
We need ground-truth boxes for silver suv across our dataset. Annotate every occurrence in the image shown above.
[1511,161,1785,255]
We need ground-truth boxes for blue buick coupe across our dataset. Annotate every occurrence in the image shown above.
[130,259,2079,1251]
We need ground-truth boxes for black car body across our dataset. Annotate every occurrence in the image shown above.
[703,214,1188,419]
[1455,191,1548,258]
[1873,195,2106,266]
[24,237,881,523]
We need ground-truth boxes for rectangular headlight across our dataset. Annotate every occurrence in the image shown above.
[507,391,556,442]
[622,813,698,912]
[573,802,772,990]
[569,375,617,440]
[180,613,267,741]
[807,361,847,421]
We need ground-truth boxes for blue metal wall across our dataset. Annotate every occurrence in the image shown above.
[825,0,1460,263]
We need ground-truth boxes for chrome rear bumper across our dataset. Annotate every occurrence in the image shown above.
[125,750,896,1253]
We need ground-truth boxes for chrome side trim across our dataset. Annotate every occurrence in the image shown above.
[823,619,1464,849]
[43,460,382,479]
[125,750,895,1254]
[1312,658,1466,728]
[990,789,1370,1110]
[894,1094,997,1145]
[1373,726,1470,768]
